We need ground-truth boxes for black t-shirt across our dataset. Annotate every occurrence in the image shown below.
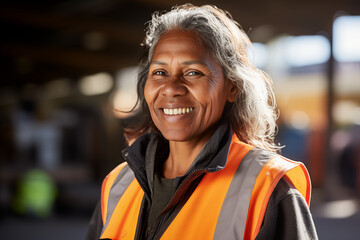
[147,173,177,228]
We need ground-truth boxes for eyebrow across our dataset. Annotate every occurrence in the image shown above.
[182,60,207,66]
[150,60,207,66]
[150,60,167,65]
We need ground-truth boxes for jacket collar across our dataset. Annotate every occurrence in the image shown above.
[123,120,233,198]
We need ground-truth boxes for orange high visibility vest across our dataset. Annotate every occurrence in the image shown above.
[100,135,311,240]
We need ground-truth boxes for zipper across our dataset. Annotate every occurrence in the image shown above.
[148,168,208,239]
[162,168,206,214]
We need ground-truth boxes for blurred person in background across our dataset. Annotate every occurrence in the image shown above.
[338,125,360,195]
[86,4,317,240]
[11,169,57,218]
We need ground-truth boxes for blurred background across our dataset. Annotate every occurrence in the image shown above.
[0,0,359,239]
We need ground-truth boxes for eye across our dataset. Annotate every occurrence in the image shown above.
[185,71,204,77]
[153,70,167,76]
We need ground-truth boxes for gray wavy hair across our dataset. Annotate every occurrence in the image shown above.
[133,4,279,152]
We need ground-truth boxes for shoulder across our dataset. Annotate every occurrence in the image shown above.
[102,162,134,190]
[268,178,307,209]
[256,179,318,240]
[107,162,129,178]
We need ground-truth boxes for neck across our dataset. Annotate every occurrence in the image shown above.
[162,127,217,179]
[162,142,200,179]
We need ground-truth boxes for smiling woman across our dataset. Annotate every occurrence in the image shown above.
[145,30,235,140]
[86,4,318,240]
[145,30,237,178]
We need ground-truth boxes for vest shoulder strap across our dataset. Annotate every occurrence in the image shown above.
[100,162,143,240]
[101,162,128,224]
[244,155,311,239]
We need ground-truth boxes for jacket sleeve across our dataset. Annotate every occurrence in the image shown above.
[255,179,318,240]
[85,201,103,240]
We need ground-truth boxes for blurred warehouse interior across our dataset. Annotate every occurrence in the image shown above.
[0,0,360,237]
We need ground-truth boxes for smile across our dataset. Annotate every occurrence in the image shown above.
[162,107,194,115]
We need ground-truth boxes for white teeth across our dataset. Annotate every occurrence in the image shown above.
[163,107,193,115]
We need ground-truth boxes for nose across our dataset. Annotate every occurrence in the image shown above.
[160,75,187,97]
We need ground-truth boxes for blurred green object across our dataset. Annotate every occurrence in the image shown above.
[12,169,57,218]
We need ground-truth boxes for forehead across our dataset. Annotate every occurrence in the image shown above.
[151,30,212,59]
[156,30,203,47]
[158,29,201,42]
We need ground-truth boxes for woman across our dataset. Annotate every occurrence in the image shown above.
[86,4,318,240]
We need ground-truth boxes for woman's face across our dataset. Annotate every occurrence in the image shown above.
[144,30,236,142]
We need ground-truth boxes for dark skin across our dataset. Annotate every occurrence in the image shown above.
[144,30,238,179]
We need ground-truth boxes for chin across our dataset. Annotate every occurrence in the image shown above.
[159,129,192,142]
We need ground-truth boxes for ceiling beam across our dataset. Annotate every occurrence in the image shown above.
[0,7,144,44]
[0,44,135,72]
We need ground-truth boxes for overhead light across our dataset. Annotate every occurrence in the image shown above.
[333,100,360,125]
[112,67,139,118]
[284,35,330,67]
[247,42,269,69]
[79,72,113,96]
[333,15,360,62]
[290,111,310,129]
[112,90,139,118]
[314,199,359,219]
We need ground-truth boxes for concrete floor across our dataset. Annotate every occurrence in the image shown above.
[1,211,360,240]
[0,216,89,240]
[314,213,360,240]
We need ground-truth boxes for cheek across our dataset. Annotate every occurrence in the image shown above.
[145,79,163,105]
[210,86,229,112]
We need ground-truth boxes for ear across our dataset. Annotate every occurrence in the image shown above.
[226,80,239,103]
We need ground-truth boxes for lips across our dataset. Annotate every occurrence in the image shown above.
[162,107,194,115]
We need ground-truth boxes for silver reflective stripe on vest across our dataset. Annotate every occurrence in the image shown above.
[101,164,135,236]
[213,148,276,240]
